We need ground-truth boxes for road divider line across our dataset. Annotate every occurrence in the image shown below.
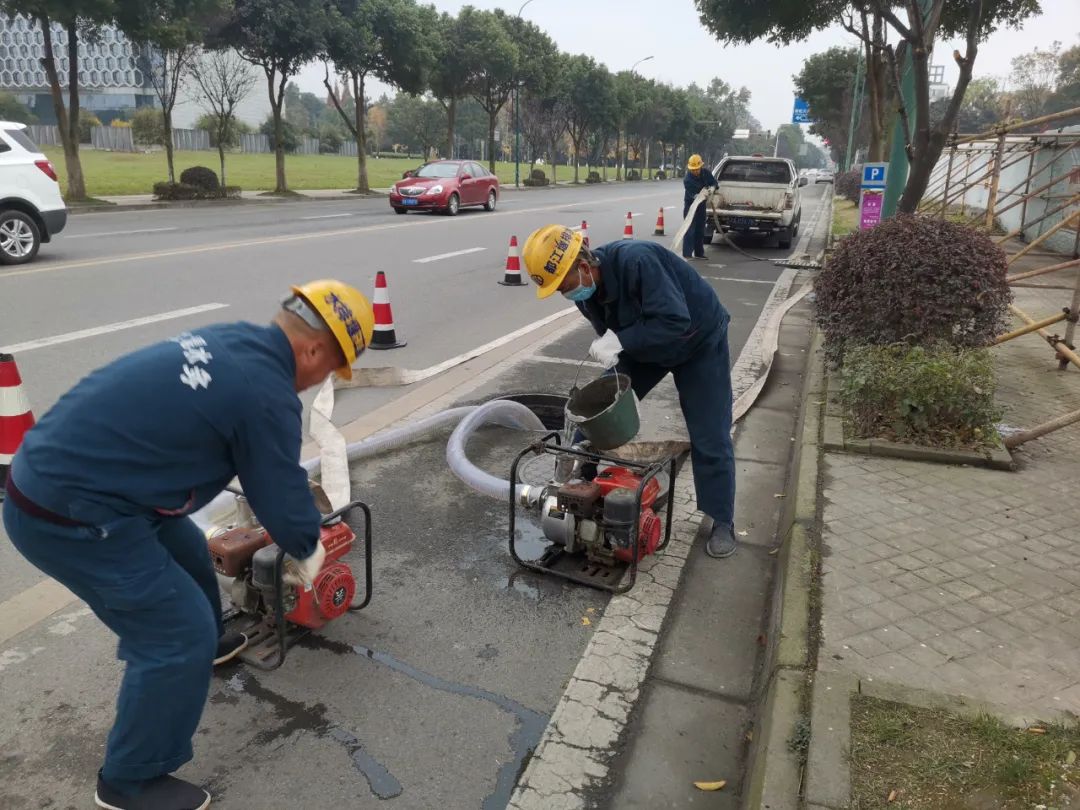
[0,192,669,281]
[1,303,229,354]
[66,227,179,239]
[301,213,353,220]
[413,247,487,264]
[709,276,777,285]
[0,579,77,646]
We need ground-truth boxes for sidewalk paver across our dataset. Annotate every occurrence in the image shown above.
[818,277,1080,719]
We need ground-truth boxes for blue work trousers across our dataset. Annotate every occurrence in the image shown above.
[2,497,221,787]
[682,201,708,259]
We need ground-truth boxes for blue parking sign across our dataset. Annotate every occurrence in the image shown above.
[862,163,888,187]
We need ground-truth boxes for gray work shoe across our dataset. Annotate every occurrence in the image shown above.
[705,524,737,558]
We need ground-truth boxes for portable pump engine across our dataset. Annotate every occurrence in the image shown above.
[540,466,665,565]
[207,492,372,669]
[509,438,684,594]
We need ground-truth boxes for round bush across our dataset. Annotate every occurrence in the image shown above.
[834,170,861,202]
[586,170,601,184]
[531,168,547,182]
[814,215,1011,356]
[626,169,641,181]
[179,166,220,191]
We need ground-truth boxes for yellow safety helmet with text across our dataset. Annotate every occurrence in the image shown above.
[523,224,585,300]
[287,279,374,380]
[687,154,704,170]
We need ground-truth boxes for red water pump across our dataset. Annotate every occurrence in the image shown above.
[208,499,372,668]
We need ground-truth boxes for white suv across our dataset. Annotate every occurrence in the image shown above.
[0,121,66,264]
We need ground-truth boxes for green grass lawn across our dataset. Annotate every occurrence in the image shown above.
[851,695,1080,809]
[42,147,626,198]
[832,197,859,238]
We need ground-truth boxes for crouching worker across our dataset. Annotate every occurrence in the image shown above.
[523,225,738,559]
[2,280,374,810]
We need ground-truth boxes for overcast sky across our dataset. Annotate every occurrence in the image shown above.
[295,0,1078,132]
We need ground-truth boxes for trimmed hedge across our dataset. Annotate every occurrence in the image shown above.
[179,166,220,191]
[814,215,1010,358]
[835,170,861,203]
[586,170,601,184]
[153,182,241,201]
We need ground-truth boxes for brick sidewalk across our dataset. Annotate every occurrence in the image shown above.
[818,278,1080,718]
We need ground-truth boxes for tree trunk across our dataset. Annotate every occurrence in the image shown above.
[163,108,176,184]
[354,73,368,193]
[487,110,497,173]
[573,137,580,183]
[40,18,86,200]
[268,70,287,193]
[644,142,651,180]
[615,129,622,180]
[446,96,457,159]
[218,142,227,187]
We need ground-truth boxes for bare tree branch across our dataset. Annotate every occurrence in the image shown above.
[885,43,915,161]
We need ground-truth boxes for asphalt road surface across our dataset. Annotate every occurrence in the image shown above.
[0,181,830,809]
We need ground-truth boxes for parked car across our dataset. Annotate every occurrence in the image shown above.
[704,155,805,249]
[815,171,834,184]
[0,121,65,264]
[389,160,499,216]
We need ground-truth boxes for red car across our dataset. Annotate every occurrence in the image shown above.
[390,160,499,216]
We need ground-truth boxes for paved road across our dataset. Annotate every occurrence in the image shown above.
[0,183,829,808]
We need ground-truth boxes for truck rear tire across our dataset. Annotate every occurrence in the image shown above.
[777,229,792,250]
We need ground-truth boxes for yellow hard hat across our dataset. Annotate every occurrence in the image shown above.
[523,224,585,300]
[687,154,704,170]
[288,279,374,380]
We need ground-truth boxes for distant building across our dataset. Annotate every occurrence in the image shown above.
[0,14,154,123]
[0,14,270,130]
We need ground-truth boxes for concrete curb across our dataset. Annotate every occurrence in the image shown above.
[822,372,1014,471]
[744,327,824,810]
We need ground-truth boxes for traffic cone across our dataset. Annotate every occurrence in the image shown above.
[369,271,407,350]
[623,212,634,239]
[0,354,34,491]
[498,235,526,287]
[654,207,665,236]
[580,220,590,247]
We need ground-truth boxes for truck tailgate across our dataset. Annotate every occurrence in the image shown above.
[712,182,786,212]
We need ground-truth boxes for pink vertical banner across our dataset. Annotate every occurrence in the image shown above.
[859,190,883,230]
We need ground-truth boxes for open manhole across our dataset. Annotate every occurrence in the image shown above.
[499,392,569,432]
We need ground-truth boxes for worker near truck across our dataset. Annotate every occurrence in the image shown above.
[523,225,738,560]
[2,280,374,810]
[682,153,718,260]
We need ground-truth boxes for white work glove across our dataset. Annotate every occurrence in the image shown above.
[589,330,623,368]
[696,187,711,202]
[282,542,326,587]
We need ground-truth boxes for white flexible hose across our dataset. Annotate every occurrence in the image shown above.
[445,399,546,505]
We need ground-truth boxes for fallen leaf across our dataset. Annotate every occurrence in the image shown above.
[1028,727,1047,734]
[1067,750,1077,765]
[586,607,596,614]
[581,617,591,626]
[757,634,767,647]
[773,493,786,499]
[737,530,749,537]
[887,789,899,803]
[768,547,780,556]
[693,780,727,791]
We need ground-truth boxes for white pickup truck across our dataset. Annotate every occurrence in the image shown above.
[703,155,808,250]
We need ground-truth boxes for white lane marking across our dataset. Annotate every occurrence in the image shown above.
[301,212,353,220]
[66,227,179,239]
[412,247,487,264]
[336,307,576,390]
[664,205,677,210]
[1,303,229,354]
[710,276,777,285]
[528,355,605,369]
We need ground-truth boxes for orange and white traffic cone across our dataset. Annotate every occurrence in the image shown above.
[580,220,590,247]
[654,207,665,236]
[499,235,526,287]
[369,271,407,349]
[0,353,34,491]
[623,212,634,239]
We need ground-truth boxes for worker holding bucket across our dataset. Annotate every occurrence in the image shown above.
[523,224,737,559]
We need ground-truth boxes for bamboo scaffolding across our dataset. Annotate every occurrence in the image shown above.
[993,310,1070,344]
[1008,211,1080,265]
[954,106,1080,146]
[1005,408,1080,449]
[1006,256,1080,284]
[1007,304,1080,369]
[996,193,1080,245]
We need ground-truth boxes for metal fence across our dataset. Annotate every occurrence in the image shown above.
[172,128,211,152]
[28,124,61,146]
[239,132,270,153]
[296,136,320,155]
[90,125,136,152]
[338,140,358,158]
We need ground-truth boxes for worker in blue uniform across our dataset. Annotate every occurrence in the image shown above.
[682,153,718,260]
[2,280,374,810]
[523,225,737,560]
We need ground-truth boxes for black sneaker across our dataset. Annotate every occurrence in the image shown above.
[95,772,210,810]
[705,524,737,559]
[213,631,248,666]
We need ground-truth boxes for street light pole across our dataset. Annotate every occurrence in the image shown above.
[514,0,536,189]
